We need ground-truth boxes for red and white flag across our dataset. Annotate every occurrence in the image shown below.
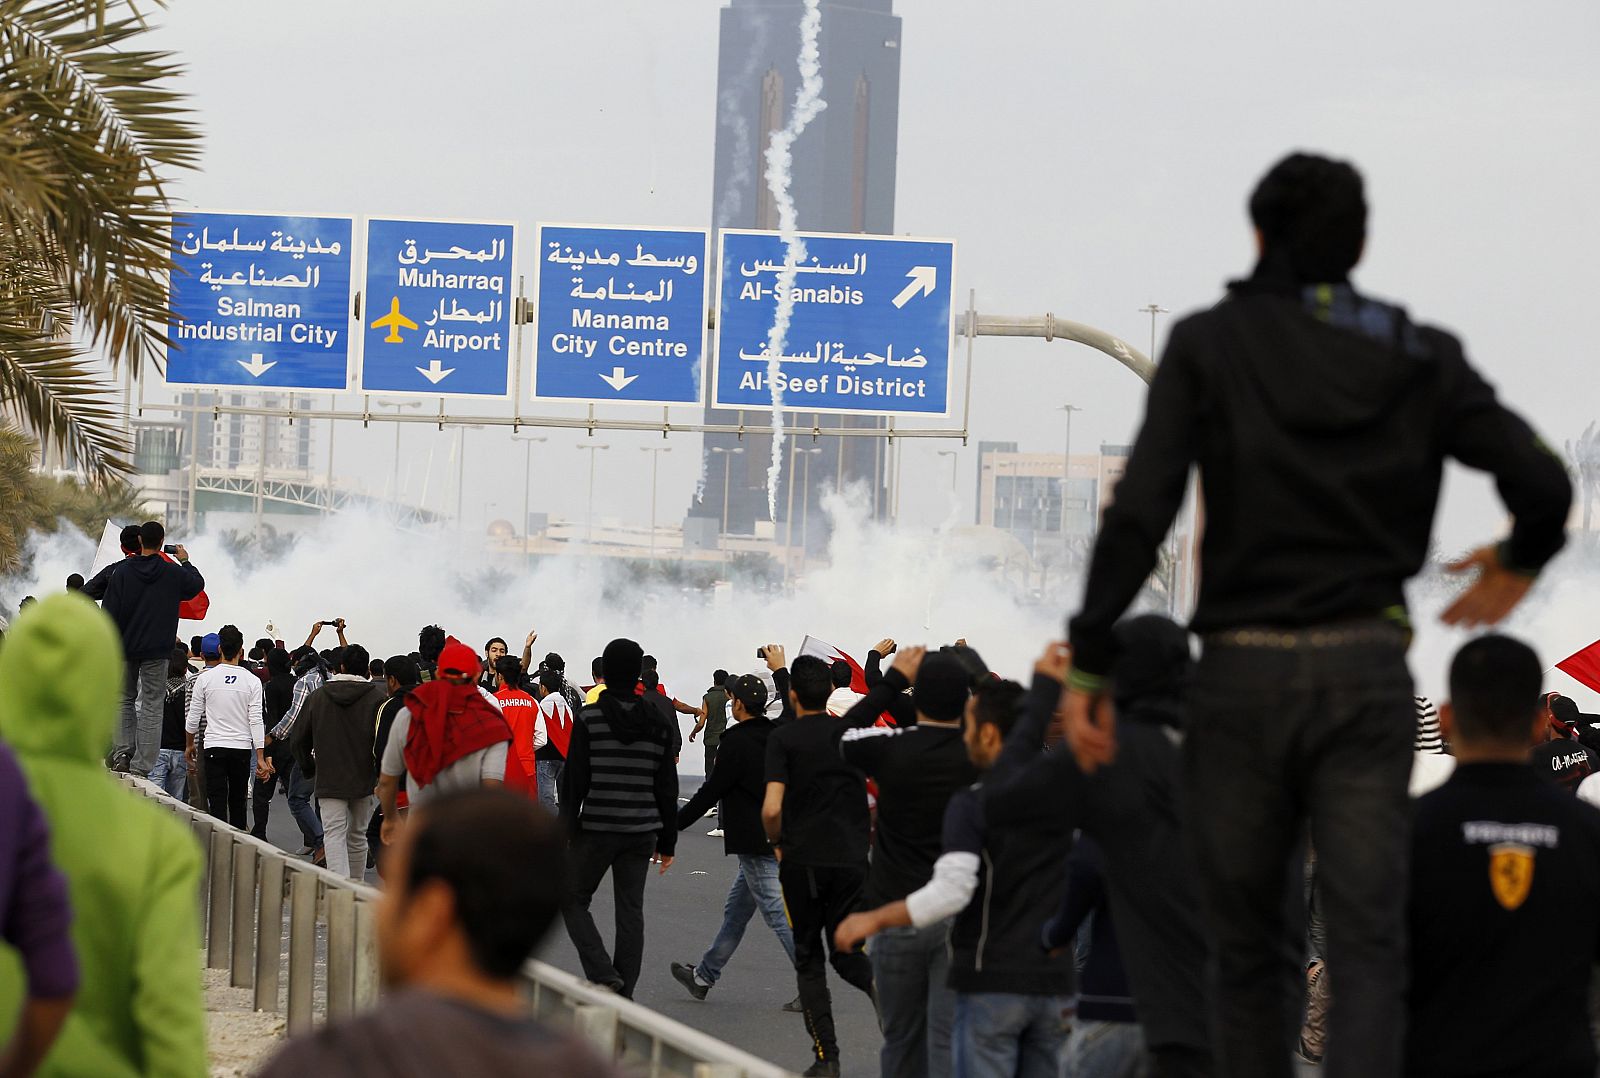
[1556,639,1600,695]
[798,636,868,693]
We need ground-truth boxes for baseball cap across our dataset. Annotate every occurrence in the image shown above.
[728,673,769,715]
[201,633,221,659]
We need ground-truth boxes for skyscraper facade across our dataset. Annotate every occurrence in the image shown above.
[695,0,902,548]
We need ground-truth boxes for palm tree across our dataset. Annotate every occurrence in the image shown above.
[0,0,198,480]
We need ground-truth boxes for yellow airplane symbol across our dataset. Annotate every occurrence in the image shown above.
[371,296,418,343]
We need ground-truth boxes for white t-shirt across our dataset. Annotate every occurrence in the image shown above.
[186,663,265,751]
[379,688,506,804]
[826,686,865,718]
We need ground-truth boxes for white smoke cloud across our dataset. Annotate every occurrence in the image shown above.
[759,0,827,521]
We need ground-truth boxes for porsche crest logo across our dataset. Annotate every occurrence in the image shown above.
[1488,842,1535,911]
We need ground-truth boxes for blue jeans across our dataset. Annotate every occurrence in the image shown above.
[536,759,564,812]
[952,992,1070,1078]
[697,853,795,985]
[148,748,188,801]
[1061,1020,1145,1078]
[285,759,323,847]
[872,918,956,1078]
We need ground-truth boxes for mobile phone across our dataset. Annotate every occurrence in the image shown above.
[163,544,178,555]
[756,647,767,660]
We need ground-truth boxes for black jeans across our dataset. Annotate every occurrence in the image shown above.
[1186,630,1412,1078]
[779,860,876,1065]
[251,738,293,839]
[560,830,656,997]
[204,746,253,831]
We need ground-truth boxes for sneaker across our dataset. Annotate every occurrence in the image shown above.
[670,961,710,1001]
[706,827,724,838]
[801,1060,840,1077]
[782,995,803,1013]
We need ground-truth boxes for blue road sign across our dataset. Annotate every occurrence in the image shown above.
[712,230,956,417]
[359,218,517,398]
[533,224,708,406]
[166,211,354,391]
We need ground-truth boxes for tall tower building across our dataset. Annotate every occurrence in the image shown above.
[693,0,902,549]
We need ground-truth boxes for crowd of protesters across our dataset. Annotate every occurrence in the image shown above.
[4,152,1600,1078]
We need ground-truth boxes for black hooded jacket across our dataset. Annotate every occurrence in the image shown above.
[983,616,1211,1055]
[1069,275,1570,678]
[101,554,205,662]
[560,688,679,856]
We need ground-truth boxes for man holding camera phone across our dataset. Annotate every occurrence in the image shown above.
[101,521,204,779]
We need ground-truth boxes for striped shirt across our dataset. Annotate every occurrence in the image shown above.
[565,699,676,850]
[1414,696,1444,754]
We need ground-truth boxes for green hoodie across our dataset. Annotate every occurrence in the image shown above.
[0,594,205,1077]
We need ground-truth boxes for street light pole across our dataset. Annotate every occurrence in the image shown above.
[796,447,822,570]
[937,449,958,495]
[511,434,548,551]
[640,446,671,566]
[577,444,610,544]
[1058,404,1082,553]
[709,446,743,565]
[375,399,423,506]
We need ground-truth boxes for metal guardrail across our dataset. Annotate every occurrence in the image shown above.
[122,778,794,1078]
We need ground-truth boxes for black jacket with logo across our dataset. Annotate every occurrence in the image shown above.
[1409,763,1600,1078]
[1069,278,1571,678]
[1530,737,1598,793]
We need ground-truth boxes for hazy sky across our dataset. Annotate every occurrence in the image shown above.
[145,0,1599,550]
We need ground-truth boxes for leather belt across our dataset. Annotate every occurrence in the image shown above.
[1202,624,1405,650]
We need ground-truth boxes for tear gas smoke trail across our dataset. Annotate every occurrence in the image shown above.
[759,0,827,520]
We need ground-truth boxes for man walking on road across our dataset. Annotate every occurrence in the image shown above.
[1061,153,1572,1077]
[101,521,203,777]
[763,649,877,1078]
[560,638,678,999]
[671,673,799,1007]
[292,644,387,880]
[184,625,266,830]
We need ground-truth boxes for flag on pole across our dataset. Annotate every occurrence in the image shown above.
[798,636,867,693]
[1556,639,1600,696]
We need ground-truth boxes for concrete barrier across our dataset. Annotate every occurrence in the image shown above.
[123,777,794,1078]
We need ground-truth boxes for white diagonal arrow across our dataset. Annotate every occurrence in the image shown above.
[891,265,938,308]
[237,353,276,378]
[599,367,638,392]
[416,360,455,384]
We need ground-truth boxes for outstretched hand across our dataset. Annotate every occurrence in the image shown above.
[1441,545,1533,628]
[1060,684,1117,774]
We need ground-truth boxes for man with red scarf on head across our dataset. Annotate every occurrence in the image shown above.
[378,638,513,846]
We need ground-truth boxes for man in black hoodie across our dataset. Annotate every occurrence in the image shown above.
[101,520,204,778]
[559,638,678,998]
[836,675,1073,1078]
[292,645,387,881]
[1061,154,1571,1078]
[985,620,1213,1077]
